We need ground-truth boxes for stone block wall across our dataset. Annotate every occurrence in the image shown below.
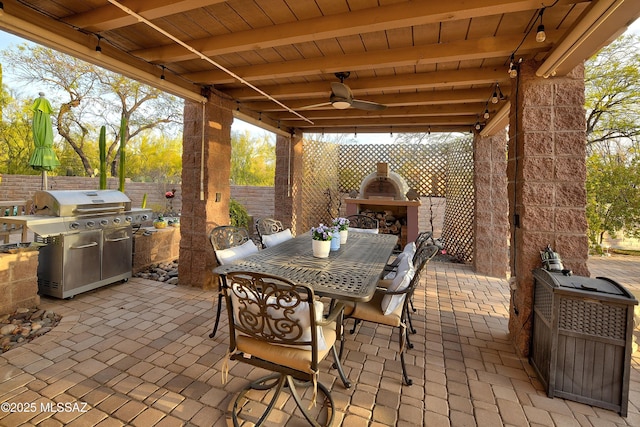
[474,131,510,278]
[0,175,275,225]
[508,61,589,357]
[132,227,180,273]
[0,251,40,315]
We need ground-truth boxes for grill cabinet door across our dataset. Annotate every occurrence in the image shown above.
[63,230,102,292]
[102,226,132,280]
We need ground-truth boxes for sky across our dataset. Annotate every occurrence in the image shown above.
[1,17,639,144]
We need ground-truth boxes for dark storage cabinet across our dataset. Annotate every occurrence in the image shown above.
[530,269,637,416]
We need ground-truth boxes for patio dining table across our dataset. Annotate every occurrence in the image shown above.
[213,231,398,302]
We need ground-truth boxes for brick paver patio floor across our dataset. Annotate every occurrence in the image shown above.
[1,256,639,426]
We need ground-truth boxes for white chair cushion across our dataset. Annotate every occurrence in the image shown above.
[403,241,416,257]
[215,239,259,265]
[230,284,328,350]
[383,251,410,279]
[262,228,293,248]
[348,227,379,234]
[381,256,415,315]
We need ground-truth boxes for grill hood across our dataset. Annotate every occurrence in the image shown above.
[33,190,132,217]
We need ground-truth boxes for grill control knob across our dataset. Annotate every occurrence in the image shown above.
[141,214,149,221]
[113,217,121,224]
[86,221,95,228]
[69,222,80,230]
[125,216,132,223]
[100,219,109,227]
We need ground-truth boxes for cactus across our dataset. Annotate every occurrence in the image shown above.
[118,117,126,192]
[99,125,107,189]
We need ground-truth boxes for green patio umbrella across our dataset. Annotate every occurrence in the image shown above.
[29,92,60,189]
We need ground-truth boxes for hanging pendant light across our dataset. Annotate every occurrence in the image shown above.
[536,8,546,43]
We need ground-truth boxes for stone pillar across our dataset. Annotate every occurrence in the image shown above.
[508,61,590,356]
[178,95,233,289]
[274,131,303,235]
[473,129,510,278]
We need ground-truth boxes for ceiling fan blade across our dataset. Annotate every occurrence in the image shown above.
[298,101,332,110]
[331,81,352,100]
[351,99,387,111]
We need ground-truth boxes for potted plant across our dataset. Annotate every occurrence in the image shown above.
[153,215,168,229]
[333,217,350,244]
[310,224,332,258]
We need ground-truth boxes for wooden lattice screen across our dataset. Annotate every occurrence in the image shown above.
[441,137,475,262]
[301,138,475,261]
[299,140,340,234]
[338,143,447,197]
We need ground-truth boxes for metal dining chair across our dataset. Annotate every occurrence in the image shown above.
[208,225,257,339]
[255,217,292,248]
[346,214,379,233]
[342,244,439,385]
[221,271,351,426]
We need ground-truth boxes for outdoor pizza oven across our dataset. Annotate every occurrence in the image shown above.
[358,162,410,201]
[346,163,420,247]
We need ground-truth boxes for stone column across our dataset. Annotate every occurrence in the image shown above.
[274,131,303,235]
[473,129,510,278]
[508,61,589,356]
[178,95,233,289]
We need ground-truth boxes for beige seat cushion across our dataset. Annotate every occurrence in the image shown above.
[236,322,337,374]
[344,293,402,327]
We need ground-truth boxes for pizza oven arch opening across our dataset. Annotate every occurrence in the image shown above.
[346,163,420,247]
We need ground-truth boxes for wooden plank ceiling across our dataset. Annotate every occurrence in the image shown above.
[1,0,638,135]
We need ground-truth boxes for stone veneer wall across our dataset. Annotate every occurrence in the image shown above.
[508,61,589,357]
[474,131,510,278]
[0,251,39,315]
[132,227,180,273]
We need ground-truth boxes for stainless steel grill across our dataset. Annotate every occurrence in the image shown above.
[15,190,151,298]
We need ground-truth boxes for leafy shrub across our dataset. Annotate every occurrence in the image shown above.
[229,198,249,228]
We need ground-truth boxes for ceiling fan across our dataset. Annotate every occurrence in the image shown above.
[302,72,387,111]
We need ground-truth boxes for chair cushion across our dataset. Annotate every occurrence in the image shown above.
[236,324,336,374]
[262,228,293,248]
[348,227,379,234]
[230,284,328,351]
[344,293,402,327]
[215,239,259,265]
[381,256,415,315]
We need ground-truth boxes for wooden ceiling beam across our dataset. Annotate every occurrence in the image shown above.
[294,125,472,134]
[183,33,557,84]
[280,116,477,128]
[65,1,229,32]
[223,68,508,100]
[133,0,584,63]
[240,88,508,112]
[267,103,490,121]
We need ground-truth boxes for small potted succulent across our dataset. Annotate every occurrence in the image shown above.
[153,215,168,229]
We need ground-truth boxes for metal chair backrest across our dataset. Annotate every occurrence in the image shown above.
[406,244,439,298]
[209,225,250,252]
[346,214,379,230]
[223,271,321,373]
[255,218,284,239]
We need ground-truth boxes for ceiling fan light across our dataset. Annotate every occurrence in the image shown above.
[332,100,351,109]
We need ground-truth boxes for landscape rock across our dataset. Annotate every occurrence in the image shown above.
[0,308,61,354]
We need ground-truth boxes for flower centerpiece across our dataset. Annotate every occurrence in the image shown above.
[333,217,350,244]
[310,224,332,258]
